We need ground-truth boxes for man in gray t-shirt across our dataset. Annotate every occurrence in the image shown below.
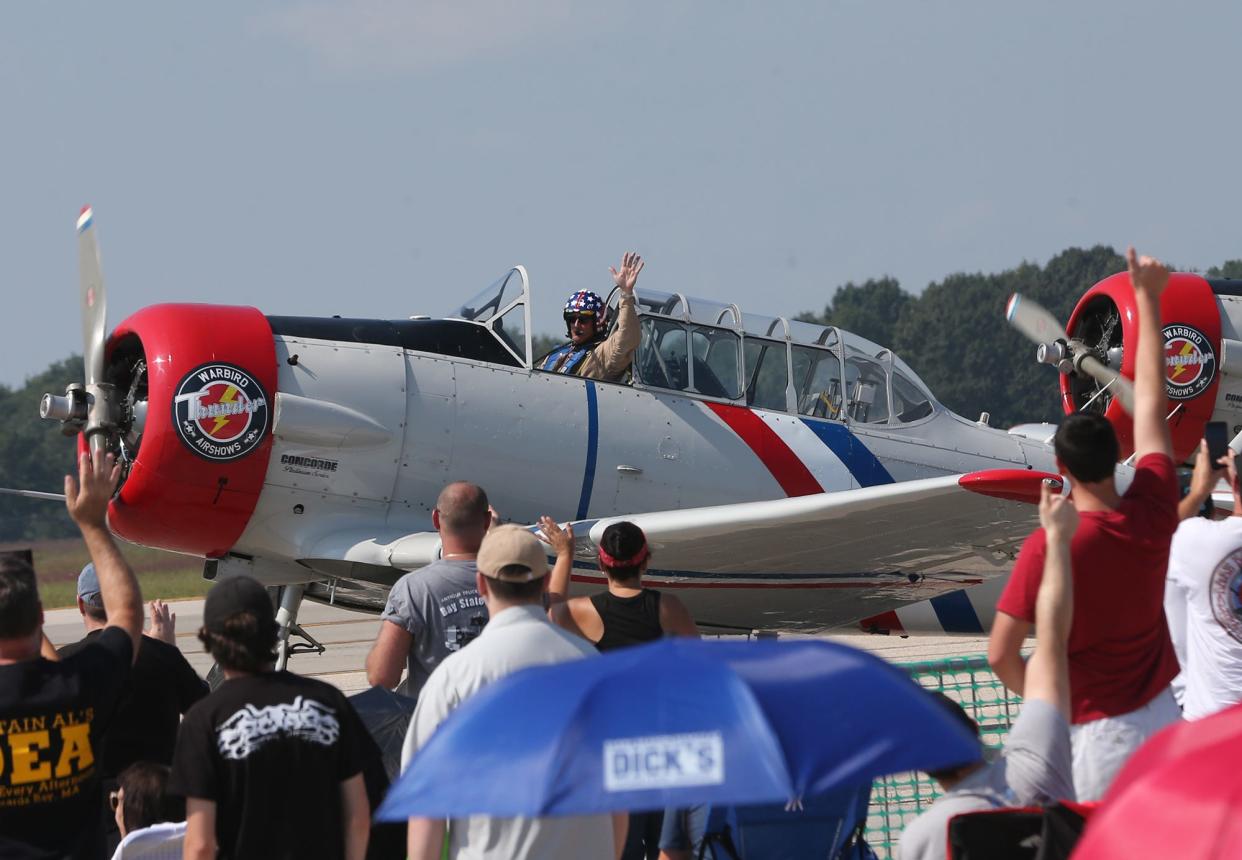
[899,482,1078,860]
[379,559,487,697]
[366,482,493,698]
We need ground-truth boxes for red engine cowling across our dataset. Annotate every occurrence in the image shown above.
[1064,271,1221,463]
[105,304,277,557]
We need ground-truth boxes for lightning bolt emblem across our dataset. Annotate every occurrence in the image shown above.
[211,386,239,435]
[1170,342,1194,380]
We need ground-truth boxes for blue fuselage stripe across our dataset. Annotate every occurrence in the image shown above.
[929,590,983,633]
[576,381,599,519]
[799,419,894,487]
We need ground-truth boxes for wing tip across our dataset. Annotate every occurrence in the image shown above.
[77,205,94,233]
[959,469,1061,505]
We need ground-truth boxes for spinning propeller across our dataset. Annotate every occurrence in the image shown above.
[39,206,126,461]
[1005,293,1136,415]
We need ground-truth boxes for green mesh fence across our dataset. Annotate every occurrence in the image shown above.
[864,654,1024,858]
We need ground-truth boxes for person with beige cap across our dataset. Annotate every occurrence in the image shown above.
[401,525,622,860]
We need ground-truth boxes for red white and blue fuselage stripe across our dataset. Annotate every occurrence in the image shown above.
[569,393,900,591]
[705,402,894,493]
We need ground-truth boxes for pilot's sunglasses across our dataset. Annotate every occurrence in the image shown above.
[564,312,597,324]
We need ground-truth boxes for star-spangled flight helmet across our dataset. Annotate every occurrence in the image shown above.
[563,290,606,336]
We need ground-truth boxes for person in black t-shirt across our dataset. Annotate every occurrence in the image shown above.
[58,571,208,775]
[57,571,208,855]
[0,452,144,860]
[168,575,370,860]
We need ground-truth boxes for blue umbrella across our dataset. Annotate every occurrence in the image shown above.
[377,638,980,820]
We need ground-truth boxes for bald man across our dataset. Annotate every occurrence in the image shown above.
[365,482,493,697]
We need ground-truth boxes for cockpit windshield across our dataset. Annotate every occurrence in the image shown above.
[450,269,526,325]
[446,267,532,367]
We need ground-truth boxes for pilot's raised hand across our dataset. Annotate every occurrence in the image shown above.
[610,251,644,296]
[1039,480,1078,544]
[65,452,120,529]
[1126,246,1170,299]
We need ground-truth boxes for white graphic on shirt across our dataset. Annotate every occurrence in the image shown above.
[215,696,340,760]
[1210,548,1242,644]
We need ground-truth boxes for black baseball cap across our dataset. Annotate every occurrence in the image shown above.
[203,576,276,633]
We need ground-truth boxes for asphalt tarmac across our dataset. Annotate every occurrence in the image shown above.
[41,598,998,693]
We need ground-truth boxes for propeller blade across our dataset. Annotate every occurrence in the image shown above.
[77,205,107,386]
[0,487,67,502]
[1005,293,1137,415]
[1078,355,1137,414]
[1005,293,1066,345]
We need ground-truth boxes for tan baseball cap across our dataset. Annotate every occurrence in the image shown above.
[476,525,550,581]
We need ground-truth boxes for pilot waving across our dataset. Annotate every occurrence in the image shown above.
[540,251,643,383]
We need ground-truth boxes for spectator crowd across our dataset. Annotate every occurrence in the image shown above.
[2,247,1240,859]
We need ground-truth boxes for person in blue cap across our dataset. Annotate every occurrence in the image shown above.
[539,251,644,382]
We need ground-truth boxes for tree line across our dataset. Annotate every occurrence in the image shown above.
[4,247,1239,541]
[797,249,1241,432]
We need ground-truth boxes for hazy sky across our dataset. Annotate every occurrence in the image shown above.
[3,1,1240,387]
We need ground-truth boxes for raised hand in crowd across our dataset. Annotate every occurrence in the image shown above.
[149,599,177,645]
[1127,246,1173,459]
[1179,440,1217,520]
[538,516,575,605]
[65,452,143,659]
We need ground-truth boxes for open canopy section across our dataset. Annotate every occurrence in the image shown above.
[447,267,532,367]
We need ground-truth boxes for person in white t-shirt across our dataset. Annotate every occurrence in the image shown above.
[1165,439,1242,720]
[402,526,621,860]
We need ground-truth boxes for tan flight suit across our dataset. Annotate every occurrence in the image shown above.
[556,294,641,383]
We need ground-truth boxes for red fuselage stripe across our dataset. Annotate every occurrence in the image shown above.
[704,403,823,497]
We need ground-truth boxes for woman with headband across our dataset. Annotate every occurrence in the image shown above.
[541,520,699,650]
[540,518,699,860]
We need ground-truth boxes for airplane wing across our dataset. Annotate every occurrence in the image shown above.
[290,469,1058,633]
[563,469,1059,632]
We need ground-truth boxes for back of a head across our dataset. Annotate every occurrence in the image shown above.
[598,521,649,581]
[435,482,490,541]
[0,557,41,640]
[118,761,183,833]
[77,563,107,623]
[198,576,279,674]
[1054,412,1119,484]
[924,691,983,781]
[477,524,549,603]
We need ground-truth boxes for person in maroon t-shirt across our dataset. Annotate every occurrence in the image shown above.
[988,247,1182,801]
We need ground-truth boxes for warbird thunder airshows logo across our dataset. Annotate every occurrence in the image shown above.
[173,363,270,462]
[1163,324,1217,401]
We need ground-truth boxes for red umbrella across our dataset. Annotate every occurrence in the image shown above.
[1073,701,1242,859]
